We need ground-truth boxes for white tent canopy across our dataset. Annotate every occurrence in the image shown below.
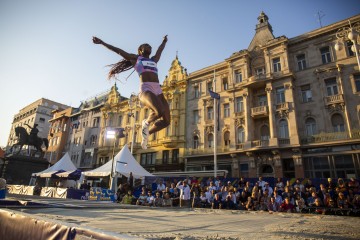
[83,144,154,179]
[32,152,77,177]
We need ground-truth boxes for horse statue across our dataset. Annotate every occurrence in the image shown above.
[10,126,49,157]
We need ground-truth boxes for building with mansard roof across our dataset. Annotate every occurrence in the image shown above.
[185,12,360,179]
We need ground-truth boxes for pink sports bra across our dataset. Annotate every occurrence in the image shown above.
[134,56,158,75]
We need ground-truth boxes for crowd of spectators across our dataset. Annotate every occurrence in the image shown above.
[116,176,360,216]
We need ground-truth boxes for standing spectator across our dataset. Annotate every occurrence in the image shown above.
[327,178,336,191]
[257,176,266,191]
[275,177,284,193]
[176,180,191,208]
[128,172,134,190]
[238,177,246,191]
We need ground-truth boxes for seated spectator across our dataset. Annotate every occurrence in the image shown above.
[145,191,155,206]
[337,178,347,194]
[327,178,336,191]
[245,196,254,211]
[337,192,349,209]
[267,197,280,213]
[352,194,360,209]
[199,191,210,208]
[136,190,147,206]
[162,192,172,207]
[257,176,266,191]
[263,182,273,196]
[238,191,248,210]
[307,192,318,207]
[171,187,180,207]
[295,195,306,212]
[257,197,268,211]
[282,186,293,200]
[285,180,294,192]
[273,191,283,205]
[305,179,315,193]
[121,190,135,205]
[348,178,359,193]
[313,197,325,214]
[153,191,163,207]
[212,193,222,209]
[238,177,246,190]
[157,180,166,192]
[317,184,327,201]
[223,192,235,210]
[293,179,305,193]
[279,197,295,213]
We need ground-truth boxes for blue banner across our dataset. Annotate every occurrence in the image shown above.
[89,187,116,202]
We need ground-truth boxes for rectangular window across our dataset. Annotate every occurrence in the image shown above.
[172,149,179,163]
[223,103,230,118]
[194,86,200,98]
[235,71,243,83]
[222,78,228,90]
[141,152,156,165]
[276,87,285,104]
[354,75,360,92]
[207,107,214,120]
[273,57,281,72]
[258,95,267,106]
[320,46,331,64]
[193,110,199,124]
[235,97,244,113]
[325,78,338,96]
[296,54,307,71]
[162,150,169,164]
[301,84,312,103]
[207,82,213,93]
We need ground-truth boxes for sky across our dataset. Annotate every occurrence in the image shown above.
[0,0,359,147]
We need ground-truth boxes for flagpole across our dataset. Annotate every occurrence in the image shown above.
[213,69,217,178]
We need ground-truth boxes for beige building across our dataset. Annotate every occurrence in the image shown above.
[185,12,360,179]
[7,98,69,154]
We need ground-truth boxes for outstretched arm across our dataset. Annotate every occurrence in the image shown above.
[152,35,168,63]
[92,36,138,62]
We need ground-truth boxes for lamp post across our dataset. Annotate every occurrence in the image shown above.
[335,20,360,71]
[129,93,141,154]
[106,127,125,192]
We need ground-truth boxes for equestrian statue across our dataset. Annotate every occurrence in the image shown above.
[10,124,49,157]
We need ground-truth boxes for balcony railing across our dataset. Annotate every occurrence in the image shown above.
[301,129,360,144]
[325,94,344,105]
[251,106,269,117]
[251,140,269,147]
[276,102,289,111]
[278,138,290,145]
[236,143,244,150]
[185,146,230,156]
[234,111,245,117]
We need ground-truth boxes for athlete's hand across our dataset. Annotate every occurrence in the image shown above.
[163,35,168,43]
[92,36,103,44]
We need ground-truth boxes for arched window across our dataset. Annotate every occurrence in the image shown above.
[260,125,270,140]
[208,133,214,148]
[237,127,245,143]
[279,119,289,138]
[305,118,317,136]
[224,131,230,146]
[193,135,199,149]
[332,114,345,132]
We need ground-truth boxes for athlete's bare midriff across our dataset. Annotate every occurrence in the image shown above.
[140,72,159,83]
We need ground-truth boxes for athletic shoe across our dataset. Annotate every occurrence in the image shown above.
[141,120,149,149]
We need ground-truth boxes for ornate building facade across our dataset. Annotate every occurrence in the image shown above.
[185,12,360,179]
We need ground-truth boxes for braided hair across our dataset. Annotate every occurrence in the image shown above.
[107,43,149,80]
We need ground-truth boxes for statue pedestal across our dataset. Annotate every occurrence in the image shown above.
[1,155,49,185]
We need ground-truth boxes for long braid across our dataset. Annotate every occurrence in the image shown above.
[107,59,133,80]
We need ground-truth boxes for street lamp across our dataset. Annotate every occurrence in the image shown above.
[335,20,360,71]
[128,93,141,154]
[106,127,125,192]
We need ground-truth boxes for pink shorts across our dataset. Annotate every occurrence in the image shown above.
[139,82,163,98]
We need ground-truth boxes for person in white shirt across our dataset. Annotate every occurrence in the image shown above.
[264,182,273,196]
[156,180,166,192]
[257,176,266,191]
[176,180,191,208]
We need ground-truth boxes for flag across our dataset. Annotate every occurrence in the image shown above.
[209,90,220,99]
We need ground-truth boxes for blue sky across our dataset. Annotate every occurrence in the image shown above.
[0,0,359,147]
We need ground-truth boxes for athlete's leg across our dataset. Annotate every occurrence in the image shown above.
[149,94,170,134]
[139,91,165,124]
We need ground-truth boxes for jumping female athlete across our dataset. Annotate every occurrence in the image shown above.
[92,35,170,149]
